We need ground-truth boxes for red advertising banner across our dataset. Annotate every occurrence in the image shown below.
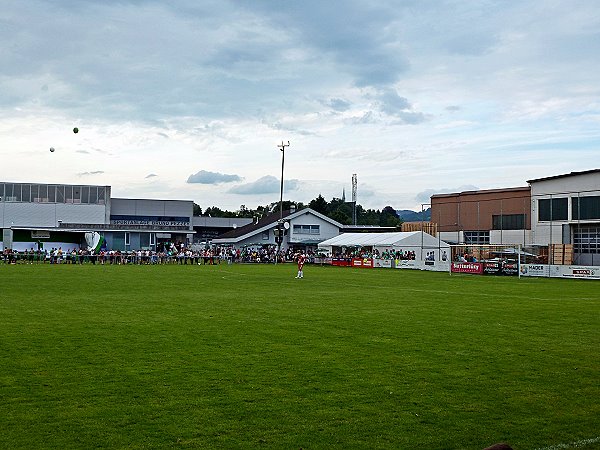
[352,258,374,268]
[451,262,483,274]
[331,258,352,267]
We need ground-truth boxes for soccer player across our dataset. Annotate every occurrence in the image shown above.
[295,252,306,279]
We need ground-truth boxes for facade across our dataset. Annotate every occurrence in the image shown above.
[430,186,531,246]
[1,181,194,252]
[528,169,600,266]
[107,198,194,251]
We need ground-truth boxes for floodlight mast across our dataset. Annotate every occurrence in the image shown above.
[276,140,290,264]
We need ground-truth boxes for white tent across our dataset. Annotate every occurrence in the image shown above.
[318,231,450,261]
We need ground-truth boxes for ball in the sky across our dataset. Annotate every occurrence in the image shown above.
[73,127,79,134]
[50,147,55,152]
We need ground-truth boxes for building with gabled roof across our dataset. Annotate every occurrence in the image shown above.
[211,207,344,251]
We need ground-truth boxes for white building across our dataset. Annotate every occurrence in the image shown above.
[528,169,600,266]
[0,181,195,252]
[211,207,344,251]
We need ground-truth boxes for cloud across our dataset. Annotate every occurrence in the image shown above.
[77,170,105,177]
[187,170,242,185]
[415,185,480,204]
[228,175,300,195]
[348,111,376,125]
[145,173,158,179]
[327,98,351,112]
[375,88,427,124]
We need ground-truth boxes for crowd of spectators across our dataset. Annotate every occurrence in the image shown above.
[331,248,417,260]
[1,245,318,265]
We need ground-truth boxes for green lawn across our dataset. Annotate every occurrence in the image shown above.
[1,264,598,449]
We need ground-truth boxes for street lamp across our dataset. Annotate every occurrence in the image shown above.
[275,140,290,264]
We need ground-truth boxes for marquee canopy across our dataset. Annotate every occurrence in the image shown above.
[318,231,449,250]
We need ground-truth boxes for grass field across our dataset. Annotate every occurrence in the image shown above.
[1,263,599,449]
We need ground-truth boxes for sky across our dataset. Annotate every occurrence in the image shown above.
[1,1,599,211]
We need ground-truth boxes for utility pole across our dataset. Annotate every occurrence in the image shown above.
[352,174,357,225]
[275,141,290,264]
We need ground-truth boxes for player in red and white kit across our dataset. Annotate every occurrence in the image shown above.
[295,252,306,279]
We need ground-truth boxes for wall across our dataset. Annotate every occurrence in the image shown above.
[530,171,600,246]
[288,212,340,244]
[1,202,108,228]
[111,198,193,220]
[431,187,531,233]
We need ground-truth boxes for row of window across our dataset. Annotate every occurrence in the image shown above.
[293,224,320,234]
[492,214,526,230]
[0,183,107,205]
[538,196,600,221]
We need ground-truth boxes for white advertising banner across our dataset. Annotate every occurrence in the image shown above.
[551,265,600,280]
[520,264,550,277]
[520,264,600,280]
[373,259,392,268]
[394,259,450,272]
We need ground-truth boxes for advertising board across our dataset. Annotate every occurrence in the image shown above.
[373,259,392,268]
[553,265,600,280]
[352,258,373,268]
[451,262,483,274]
[520,264,550,277]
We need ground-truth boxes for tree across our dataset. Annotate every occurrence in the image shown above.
[309,194,328,215]
[193,203,202,216]
[380,205,402,227]
[236,205,254,218]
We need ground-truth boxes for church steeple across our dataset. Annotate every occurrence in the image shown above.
[342,187,346,202]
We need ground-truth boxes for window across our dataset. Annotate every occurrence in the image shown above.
[98,187,106,204]
[492,214,526,230]
[81,186,90,204]
[89,186,98,204]
[39,184,48,202]
[538,198,568,221]
[572,196,600,220]
[573,225,600,254]
[14,184,22,201]
[48,185,56,203]
[293,224,320,234]
[4,183,14,201]
[31,184,39,202]
[73,186,81,203]
[21,184,31,202]
[464,231,490,244]
[56,185,65,203]
[65,185,73,203]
